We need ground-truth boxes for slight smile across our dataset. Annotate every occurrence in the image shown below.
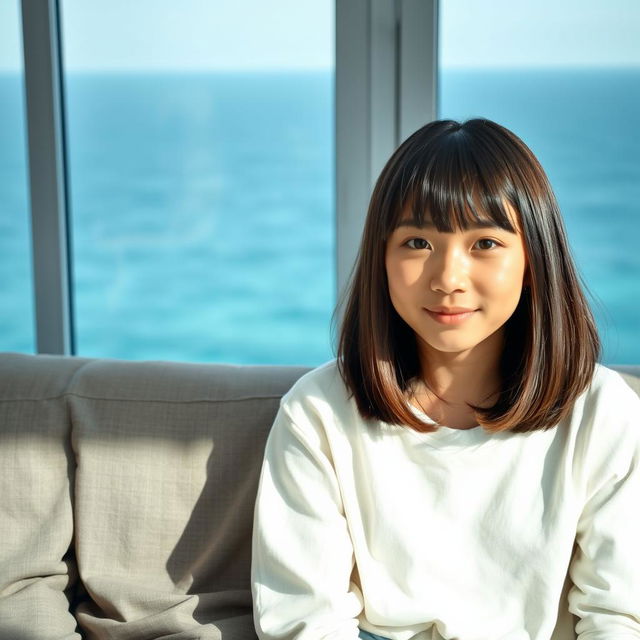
[424,307,478,325]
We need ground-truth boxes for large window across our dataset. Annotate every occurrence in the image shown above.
[60,0,334,365]
[13,2,639,366]
[0,1,34,353]
[439,0,640,364]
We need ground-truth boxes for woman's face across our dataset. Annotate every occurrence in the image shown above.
[385,207,528,365]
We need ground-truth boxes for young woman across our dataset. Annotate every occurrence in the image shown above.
[251,119,640,639]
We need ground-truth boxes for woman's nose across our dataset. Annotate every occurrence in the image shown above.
[429,246,469,294]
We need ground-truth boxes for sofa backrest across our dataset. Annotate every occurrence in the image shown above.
[0,353,309,640]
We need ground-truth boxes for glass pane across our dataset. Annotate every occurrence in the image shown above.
[439,0,640,364]
[61,0,334,364]
[0,1,35,353]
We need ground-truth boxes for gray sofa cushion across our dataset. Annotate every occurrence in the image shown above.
[67,358,307,639]
[0,354,307,640]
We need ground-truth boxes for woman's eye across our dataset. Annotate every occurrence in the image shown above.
[405,238,430,250]
[475,238,499,250]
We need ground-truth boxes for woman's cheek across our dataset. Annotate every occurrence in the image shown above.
[490,255,525,288]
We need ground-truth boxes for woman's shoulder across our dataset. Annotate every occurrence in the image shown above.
[282,358,340,395]
[571,363,640,467]
[587,363,640,409]
[282,359,349,405]
[279,359,358,428]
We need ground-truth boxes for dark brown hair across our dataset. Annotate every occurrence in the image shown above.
[337,118,600,433]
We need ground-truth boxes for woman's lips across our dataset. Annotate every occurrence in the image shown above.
[425,308,477,325]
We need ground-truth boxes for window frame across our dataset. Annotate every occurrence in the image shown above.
[21,0,74,354]
[20,0,438,357]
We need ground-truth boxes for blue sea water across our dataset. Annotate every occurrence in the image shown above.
[1,69,639,364]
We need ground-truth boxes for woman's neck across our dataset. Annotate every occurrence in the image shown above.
[412,331,503,429]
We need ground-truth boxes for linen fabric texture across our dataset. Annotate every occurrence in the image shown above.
[0,353,306,640]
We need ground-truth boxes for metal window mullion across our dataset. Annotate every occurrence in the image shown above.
[370,0,398,183]
[398,0,438,142]
[336,0,370,299]
[21,0,74,355]
[335,0,397,298]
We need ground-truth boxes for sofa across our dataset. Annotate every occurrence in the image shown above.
[1,352,639,640]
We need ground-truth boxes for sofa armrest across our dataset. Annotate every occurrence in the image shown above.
[0,353,86,639]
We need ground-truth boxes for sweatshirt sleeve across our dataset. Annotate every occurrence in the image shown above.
[568,377,640,638]
[251,400,363,640]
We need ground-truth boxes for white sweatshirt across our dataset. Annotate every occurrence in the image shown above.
[251,361,640,640]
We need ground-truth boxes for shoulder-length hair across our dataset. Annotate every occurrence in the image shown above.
[337,118,600,433]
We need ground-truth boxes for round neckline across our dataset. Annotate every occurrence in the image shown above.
[396,402,508,452]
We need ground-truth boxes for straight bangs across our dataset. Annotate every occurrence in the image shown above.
[388,130,518,236]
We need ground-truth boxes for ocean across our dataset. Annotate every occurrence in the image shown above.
[1,69,638,364]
